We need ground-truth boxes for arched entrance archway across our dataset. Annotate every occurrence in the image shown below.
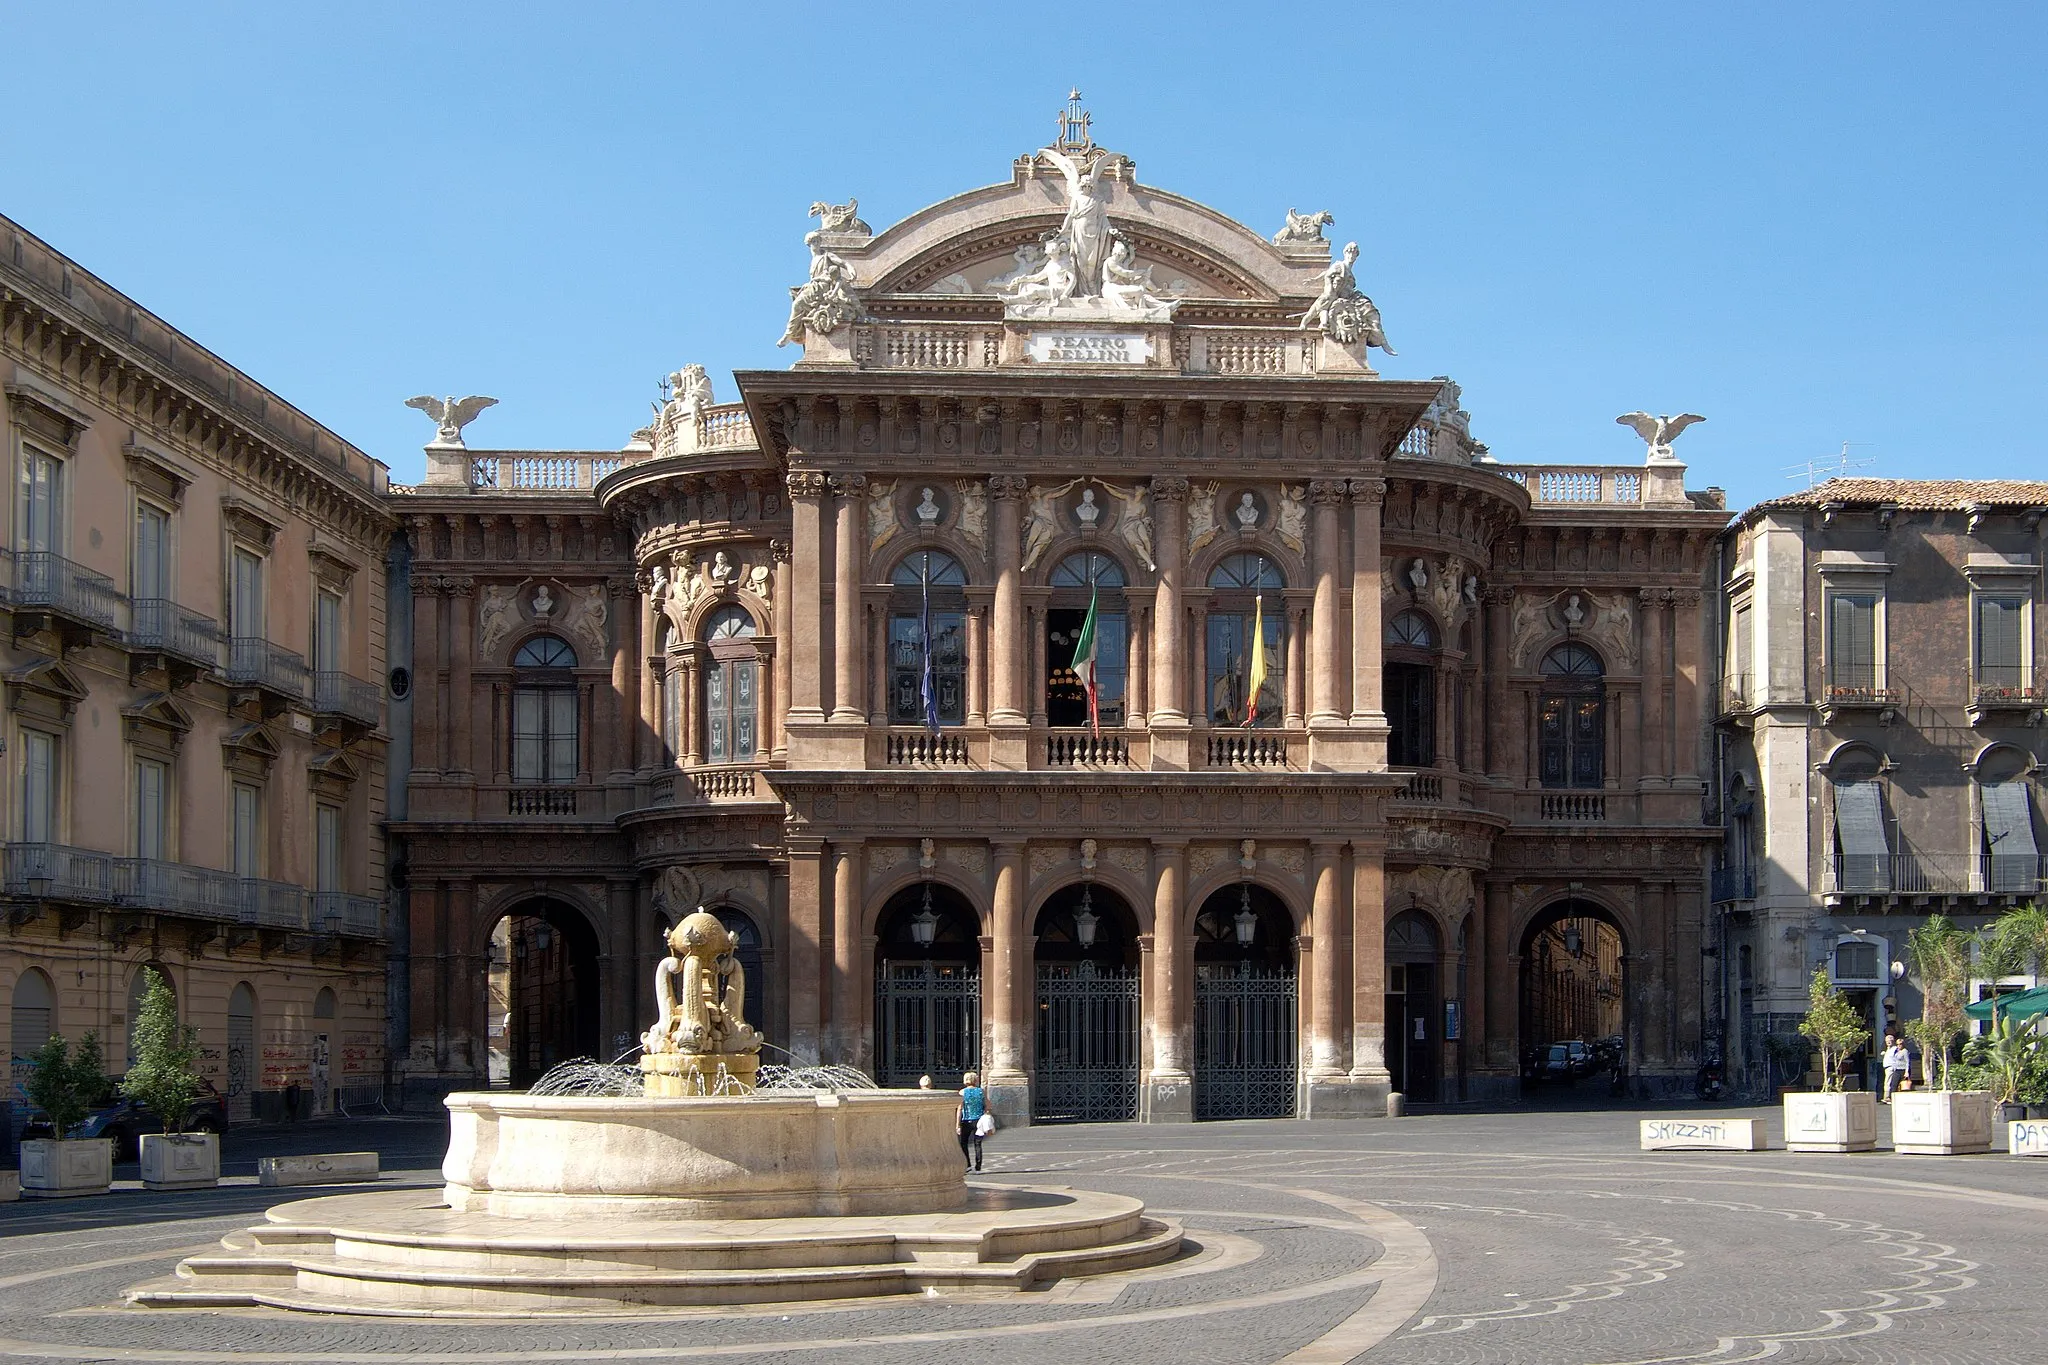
[873,882,981,1088]
[1519,899,1627,1089]
[1032,883,1140,1123]
[1387,911,1441,1100]
[487,899,601,1088]
[1192,884,1298,1120]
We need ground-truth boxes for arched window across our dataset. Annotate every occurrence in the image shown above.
[314,986,338,1020]
[512,635,578,784]
[1047,552,1129,728]
[889,552,967,727]
[1385,610,1437,767]
[703,607,759,762]
[1538,644,1604,789]
[1205,554,1286,728]
[10,968,55,1069]
[656,622,681,764]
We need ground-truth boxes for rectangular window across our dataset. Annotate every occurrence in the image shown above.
[315,589,343,674]
[888,611,967,725]
[19,446,62,555]
[231,782,262,878]
[134,503,169,600]
[230,547,265,639]
[134,758,168,861]
[1833,781,1891,891]
[315,804,342,893]
[19,730,58,844]
[1731,601,1753,702]
[1975,594,2027,691]
[1827,592,1880,694]
[661,665,681,763]
[512,688,578,783]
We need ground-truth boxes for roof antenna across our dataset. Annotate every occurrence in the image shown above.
[1782,441,1876,489]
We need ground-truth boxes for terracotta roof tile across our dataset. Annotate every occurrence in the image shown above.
[1749,478,2048,514]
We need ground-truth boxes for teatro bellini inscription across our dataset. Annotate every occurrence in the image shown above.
[1026,331,1154,364]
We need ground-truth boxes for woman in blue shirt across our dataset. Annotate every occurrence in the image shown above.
[957,1071,986,1172]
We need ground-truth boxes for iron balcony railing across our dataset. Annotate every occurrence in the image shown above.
[236,878,309,929]
[8,551,122,631]
[1710,866,1756,903]
[226,637,310,699]
[127,600,222,668]
[312,891,382,937]
[114,858,242,920]
[313,671,382,727]
[1823,852,2048,897]
[2,842,117,903]
[1719,673,1751,714]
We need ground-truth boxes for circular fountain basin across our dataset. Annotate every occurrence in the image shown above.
[441,1090,967,1220]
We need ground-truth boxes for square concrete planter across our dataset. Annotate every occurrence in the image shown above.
[1891,1089,1994,1155]
[20,1138,113,1197]
[140,1132,220,1190]
[1783,1090,1877,1152]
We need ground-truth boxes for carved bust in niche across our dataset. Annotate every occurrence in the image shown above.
[915,487,942,525]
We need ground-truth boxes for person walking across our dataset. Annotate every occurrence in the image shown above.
[1881,1034,1910,1103]
[957,1070,987,1173]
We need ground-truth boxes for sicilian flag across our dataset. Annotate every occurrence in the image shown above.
[1072,582,1102,737]
[918,572,942,735]
[1242,593,1269,728]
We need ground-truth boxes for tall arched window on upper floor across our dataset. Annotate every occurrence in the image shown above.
[1047,551,1128,728]
[1538,643,1604,789]
[1206,553,1285,728]
[702,607,759,762]
[656,622,681,764]
[889,551,967,726]
[512,635,578,784]
[1385,609,1437,767]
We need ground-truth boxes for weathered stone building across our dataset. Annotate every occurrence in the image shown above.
[1,215,396,1131]
[1712,478,2048,1095]
[390,111,1729,1121]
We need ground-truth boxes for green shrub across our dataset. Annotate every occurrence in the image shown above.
[1798,969,1871,1094]
[23,1030,109,1137]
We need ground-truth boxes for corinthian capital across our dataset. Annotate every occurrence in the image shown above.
[988,474,1030,501]
[1348,477,1388,506]
[786,471,830,500]
[1150,475,1189,503]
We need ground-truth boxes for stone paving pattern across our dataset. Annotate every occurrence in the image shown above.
[1,1106,2043,1362]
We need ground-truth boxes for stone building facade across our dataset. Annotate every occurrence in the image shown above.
[1712,478,2048,1095]
[390,118,1730,1120]
[1,215,396,1131]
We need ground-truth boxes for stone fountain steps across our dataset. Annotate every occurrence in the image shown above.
[128,1186,1185,1315]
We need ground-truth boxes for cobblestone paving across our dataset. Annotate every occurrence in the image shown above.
[2,1105,2043,1363]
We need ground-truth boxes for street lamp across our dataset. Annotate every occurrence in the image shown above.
[910,883,939,948]
[534,922,553,953]
[1233,884,1259,946]
[1072,885,1099,949]
[1563,923,1583,958]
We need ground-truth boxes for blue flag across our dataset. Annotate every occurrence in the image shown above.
[919,570,942,734]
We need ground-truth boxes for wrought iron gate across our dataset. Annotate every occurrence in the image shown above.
[874,961,980,1087]
[1194,965,1298,1119]
[1033,963,1139,1122]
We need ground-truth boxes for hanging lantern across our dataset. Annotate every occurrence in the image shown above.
[1072,884,1100,949]
[910,882,939,947]
[1563,923,1583,958]
[1233,884,1258,946]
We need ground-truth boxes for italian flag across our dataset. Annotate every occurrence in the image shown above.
[1242,593,1269,728]
[1072,582,1102,737]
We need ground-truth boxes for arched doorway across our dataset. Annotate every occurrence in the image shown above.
[11,968,56,1102]
[873,882,981,1088]
[1386,911,1441,1100]
[1033,883,1141,1123]
[1192,884,1298,1120]
[488,900,601,1088]
[226,982,256,1122]
[1519,900,1627,1088]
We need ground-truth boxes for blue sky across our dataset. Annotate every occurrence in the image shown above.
[4,4,2042,508]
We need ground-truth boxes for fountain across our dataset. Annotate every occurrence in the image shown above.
[127,909,1181,1314]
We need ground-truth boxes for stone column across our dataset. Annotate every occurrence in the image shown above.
[413,577,444,773]
[1308,480,1347,726]
[447,579,479,779]
[1284,603,1306,729]
[1483,879,1515,1075]
[605,578,635,779]
[1028,603,1048,728]
[770,539,792,758]
[1637,586,1667,779]
[1464,881,1488,1084]
[1128,601,1149,725]
[1670,589,1701,779]
[830,841,863,1067]
[830,474,866,724]
[1149,478,1190,753]
[988,476,1028,725]
[966,605,987,726]
[1349,844,1391,1092]
[786,475,829,725]
[1483,587,1513,780]
[986,840,1030,1123]
[1143,841,1192,1121]
[1308,842,1349,1082]
[1348,479,1388,746]
[784,840,826,1062]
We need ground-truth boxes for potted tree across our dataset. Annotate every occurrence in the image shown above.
[1894,915,1994,1155]
[125,969,218,1190]
[1961,1014,2037,1132]
[20,1031,113,1198]
[1783,969,1876,1152]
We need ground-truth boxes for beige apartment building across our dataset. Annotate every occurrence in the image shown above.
[2,216,396,1131]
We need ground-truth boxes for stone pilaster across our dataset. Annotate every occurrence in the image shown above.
[830,474,867,725]
[985,840,1030,1123]
[1347,479,1388,763]
[785,474,829,725]
[769,538,792,759]
[988,476,1029,767]
[1148,476,1191,770]
[1142,840,1192,1121]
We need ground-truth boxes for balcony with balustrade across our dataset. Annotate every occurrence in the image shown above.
[469,451,628,492]
[1968,668,2045,725]
[1822,851,2048,904]
[2,548,123,642]
[2,843,117,907]
[1818,665,1897,724]
[1043,729,1141,768]
[236,879,309,930]
[126,599,221,676]
[227,636,310,708]
[114,858,243,921]
[312,670,383,732]
[1710,865,1756,903]
[312,891,383,937]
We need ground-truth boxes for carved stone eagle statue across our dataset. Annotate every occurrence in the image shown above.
[1615,411,1704,458]
[405,394,498,447]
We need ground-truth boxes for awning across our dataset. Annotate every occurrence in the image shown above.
[1964,985,2048,1022]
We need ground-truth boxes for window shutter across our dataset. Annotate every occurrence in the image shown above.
[512,689,542,781]
[1981,781,2040,893]
[135,760,165,861]
[1830,595,1877,690]
[1977,597,2024,687]
[22,732,55,844]
[547,689,578,782]
[1833,781,1890,891]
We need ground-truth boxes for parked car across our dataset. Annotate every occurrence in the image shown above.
[1542,1040,1598,1080]
[70,1083,227,1161]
